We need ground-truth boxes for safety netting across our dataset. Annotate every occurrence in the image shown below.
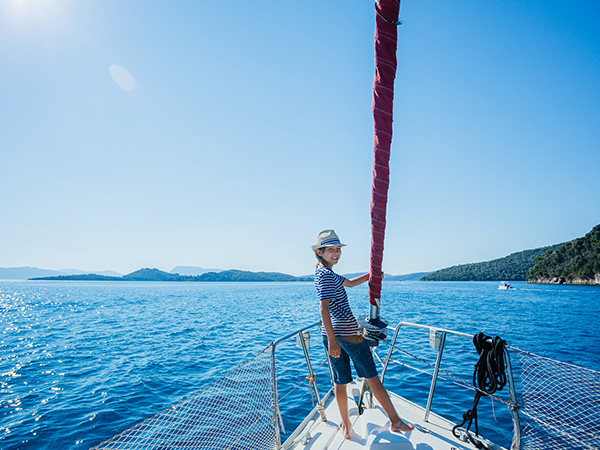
[91,347,276,450]
[509,347,600,450]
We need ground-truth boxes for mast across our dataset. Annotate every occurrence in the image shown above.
[369,0,400,322]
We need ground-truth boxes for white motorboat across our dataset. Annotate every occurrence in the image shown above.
[498,282,513,290]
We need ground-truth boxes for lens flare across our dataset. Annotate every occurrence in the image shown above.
[109,64,136,92]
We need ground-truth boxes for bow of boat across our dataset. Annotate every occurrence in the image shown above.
[284,377,504,450]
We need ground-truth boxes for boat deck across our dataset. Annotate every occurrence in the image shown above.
[284,378,504,450]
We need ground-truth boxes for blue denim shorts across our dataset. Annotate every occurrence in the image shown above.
[323,335,378,385]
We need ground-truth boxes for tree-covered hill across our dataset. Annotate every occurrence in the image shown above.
[421,244,563,282]
[527,224,600,285]
[196,269,309,282]
[123,268,182,281]
[30,268,312,282]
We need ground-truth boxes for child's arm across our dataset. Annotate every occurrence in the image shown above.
[343,273,369,287]
[320,299,341,357]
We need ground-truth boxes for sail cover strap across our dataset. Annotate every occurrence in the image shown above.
[369,0,401,308]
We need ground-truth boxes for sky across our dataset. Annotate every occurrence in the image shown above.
[1,0,599,277]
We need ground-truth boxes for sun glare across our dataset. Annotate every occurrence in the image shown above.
[2,0,67,29]
[11,0,58,14]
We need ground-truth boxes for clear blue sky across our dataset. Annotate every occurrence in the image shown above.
[1,1,599,276]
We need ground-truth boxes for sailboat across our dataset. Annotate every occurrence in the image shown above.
[92,1,600,449]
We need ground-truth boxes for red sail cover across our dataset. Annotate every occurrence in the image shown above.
[369,0,400,307]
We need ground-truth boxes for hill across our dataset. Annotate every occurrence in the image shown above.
[527,224,600,285]
[196,270,306,282]
[30,268,312,282]
[123,268,182,281]
[421,244,563,282]
[29,273,122,281]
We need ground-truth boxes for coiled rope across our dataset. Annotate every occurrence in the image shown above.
[452,332,507,449]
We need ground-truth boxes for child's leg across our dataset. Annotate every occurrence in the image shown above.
[334,383,352,438]
[366,375,414,432]
[324,337,353,439]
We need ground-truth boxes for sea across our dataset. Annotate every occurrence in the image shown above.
[1,280,599,450]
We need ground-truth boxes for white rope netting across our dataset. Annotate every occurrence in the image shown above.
[92,347,276,450]
[510,347,600,450]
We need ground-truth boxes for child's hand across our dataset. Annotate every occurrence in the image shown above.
[328,339,341,358]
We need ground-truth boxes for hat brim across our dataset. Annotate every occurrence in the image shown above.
[311,243,347,251]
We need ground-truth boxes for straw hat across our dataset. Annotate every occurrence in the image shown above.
[311,229,347,251]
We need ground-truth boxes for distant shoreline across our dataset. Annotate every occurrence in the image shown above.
[27,269,428,283]
[29,268,313,283]
[527,276,600,286]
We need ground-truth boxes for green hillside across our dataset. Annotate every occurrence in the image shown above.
[30,268,310,282]
[421,244,563,282]
[197,269,304,282]
[527,224,600,284]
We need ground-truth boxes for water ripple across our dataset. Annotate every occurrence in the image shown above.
[1,280,598,449]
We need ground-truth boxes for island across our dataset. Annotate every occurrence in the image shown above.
[420,244,563,282]
[31,268,313,282]
[27,225,600,286]
[421,224,599,285]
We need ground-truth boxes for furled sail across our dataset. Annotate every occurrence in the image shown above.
[369,0,400,320]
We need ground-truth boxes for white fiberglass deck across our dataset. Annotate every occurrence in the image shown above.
[284,378,504,450]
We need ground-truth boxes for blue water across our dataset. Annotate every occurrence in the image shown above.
[1,280,599,449]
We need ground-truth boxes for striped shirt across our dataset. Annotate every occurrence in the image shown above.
[314,267,360,337]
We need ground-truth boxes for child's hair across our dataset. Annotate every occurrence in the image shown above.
[314,248,328,268]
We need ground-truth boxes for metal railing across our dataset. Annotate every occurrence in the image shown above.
[379,321,521,450]
[268,320,522,450]
[270,321,332,448]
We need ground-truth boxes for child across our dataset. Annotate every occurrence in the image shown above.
[312,229,414,439]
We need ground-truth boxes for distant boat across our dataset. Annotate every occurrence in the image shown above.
[498,282,514,290]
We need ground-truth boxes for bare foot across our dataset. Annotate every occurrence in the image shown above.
[341,422,352,439]
[391,419,414,433]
